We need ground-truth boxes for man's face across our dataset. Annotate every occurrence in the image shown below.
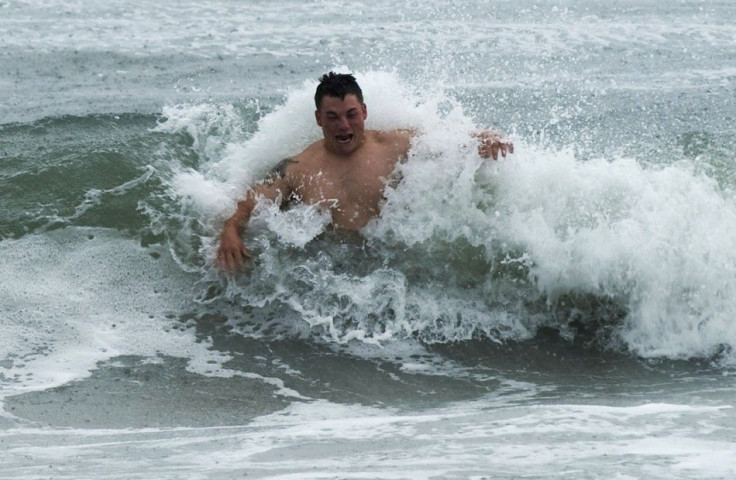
[315,94,367,156]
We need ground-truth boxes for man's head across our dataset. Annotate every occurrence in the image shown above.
[314,72,367,156]
[314,72,364,109]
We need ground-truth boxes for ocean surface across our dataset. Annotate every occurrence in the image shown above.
[2,1,736,478]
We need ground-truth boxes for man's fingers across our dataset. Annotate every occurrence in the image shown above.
[216,248,245,273]
[230,253,241,272]
[478,137,514,160]
[232,249,247,270]
[495,141,514,159]
[221,252,235,272]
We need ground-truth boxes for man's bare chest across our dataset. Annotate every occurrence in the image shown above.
[291,157,397,207]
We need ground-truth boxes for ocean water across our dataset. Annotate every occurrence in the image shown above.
[2,0,736,478]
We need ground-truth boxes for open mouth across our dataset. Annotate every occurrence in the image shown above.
[335,134,353,144]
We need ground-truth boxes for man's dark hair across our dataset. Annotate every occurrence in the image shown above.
[314,72,364,109]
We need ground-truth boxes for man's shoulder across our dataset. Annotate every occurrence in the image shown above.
[368,129,414,158]
[275,141,325,179]
[287,141,322,169]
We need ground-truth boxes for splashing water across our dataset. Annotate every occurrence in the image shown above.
[151,70,736,364]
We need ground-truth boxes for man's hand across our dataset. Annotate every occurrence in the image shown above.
[474,130,514,160]
[215,225,252,273]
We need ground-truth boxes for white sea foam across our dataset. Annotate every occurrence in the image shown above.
[0,228,251,406]
[2,399,732,479]
[252,201,332,248]
[494,147,736,360]
[155,103,248,160]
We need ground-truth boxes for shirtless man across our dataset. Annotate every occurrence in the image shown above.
[216,72,513,272]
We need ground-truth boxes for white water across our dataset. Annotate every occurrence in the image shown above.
[0,229,231,404]
[2,400,734,479]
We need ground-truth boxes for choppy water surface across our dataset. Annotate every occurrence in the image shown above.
[2,1,736,478]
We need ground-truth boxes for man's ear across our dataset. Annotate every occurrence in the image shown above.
[315,109,323,127]
[362,103,367,120]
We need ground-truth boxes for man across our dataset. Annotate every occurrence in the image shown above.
[216,72,513,272]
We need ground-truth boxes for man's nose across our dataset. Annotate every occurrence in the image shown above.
[336,116,350,129]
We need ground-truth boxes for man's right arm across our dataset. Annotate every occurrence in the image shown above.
[215,159,295,273]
